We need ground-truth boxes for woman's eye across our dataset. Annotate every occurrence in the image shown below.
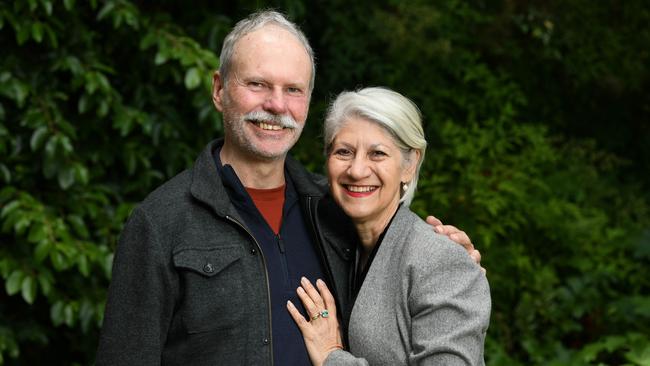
[371,150,388,158]
[334,148,352,157]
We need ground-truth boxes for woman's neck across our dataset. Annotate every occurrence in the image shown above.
[353,201,400,256]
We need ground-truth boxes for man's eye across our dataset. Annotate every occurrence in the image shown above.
[287,87,303,95]
[248,82,265,89]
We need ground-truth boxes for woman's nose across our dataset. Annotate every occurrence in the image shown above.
[347,156,371,179]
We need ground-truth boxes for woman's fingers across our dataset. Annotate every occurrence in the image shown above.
[316,279,337,318]
[297,286,320,320]
[301,277,326,309]
[287,300,309,329]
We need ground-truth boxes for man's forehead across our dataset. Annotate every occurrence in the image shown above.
[233,25,308,59]
[229,25,312,86]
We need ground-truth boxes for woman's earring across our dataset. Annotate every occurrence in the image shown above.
[402,182,409,192]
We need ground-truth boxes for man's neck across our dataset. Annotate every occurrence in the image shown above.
[219,144,286,189]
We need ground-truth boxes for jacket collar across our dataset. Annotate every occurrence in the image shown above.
[189,138,327,217]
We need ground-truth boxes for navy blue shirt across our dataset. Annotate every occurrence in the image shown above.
[215,150,326,365]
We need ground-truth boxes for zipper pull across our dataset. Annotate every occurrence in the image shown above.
[277,234,286,253]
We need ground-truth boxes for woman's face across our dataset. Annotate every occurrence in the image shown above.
[327,117,417,226]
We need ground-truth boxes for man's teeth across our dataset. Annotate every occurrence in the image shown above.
[347,185,376,193]
[257,122,283,131]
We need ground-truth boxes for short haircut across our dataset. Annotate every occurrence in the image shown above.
[218,10,316,93]
[324,87,427,206]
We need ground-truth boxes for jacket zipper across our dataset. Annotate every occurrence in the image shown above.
[225,214,274,366]
[276,234,290,286]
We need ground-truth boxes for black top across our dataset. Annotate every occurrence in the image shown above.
[351,207,400,300]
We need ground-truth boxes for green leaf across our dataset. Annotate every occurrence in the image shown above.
[31,22,44,43]
[37,272,52,296]
[78,299,94,333]
[42,155,59,179]
[57,165,75,190]
[184,67,201,89]
[27,222,46,243]
[21,276,37,304]
[50,301,64,325]
[58,135,73,154]
[63,0,75,11]
[30,126,49,151]
[0,164,10,183]
[42,0,53,15]
[154,52,168,65]
[34,240,51,263]
[63,303,75,326]
[14,216,31,235]
[44,134,58,158]
[103,253,114,279]
[17,24,31,45]
[96,2,115,21]
[68,214,89,238]
[78,94,89,113]
[5,270,24,295]
[1,200,20,219]
[51,251,68,271]
[77,255,89,277]
[74,163,89,185]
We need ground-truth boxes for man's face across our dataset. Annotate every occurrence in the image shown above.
[214,25,312,161]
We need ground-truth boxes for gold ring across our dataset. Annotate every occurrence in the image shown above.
[311,313,321,321]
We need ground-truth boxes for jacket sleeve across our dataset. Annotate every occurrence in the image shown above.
[407,240,491,366]
[95,206,178,365]
[324,349,369,366]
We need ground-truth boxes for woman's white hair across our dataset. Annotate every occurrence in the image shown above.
[218,10,316,93]
[324,87,427,206]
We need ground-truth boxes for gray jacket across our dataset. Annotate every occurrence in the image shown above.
[96,139,356,366]
[326,206,491,365]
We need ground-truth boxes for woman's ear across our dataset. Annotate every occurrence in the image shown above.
[401,149,421,183]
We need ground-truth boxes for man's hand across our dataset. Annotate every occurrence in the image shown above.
[426,216,485,273]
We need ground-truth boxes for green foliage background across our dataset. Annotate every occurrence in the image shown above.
[1,1,648,365]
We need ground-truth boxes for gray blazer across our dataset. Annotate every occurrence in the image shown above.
[326,206,491,365]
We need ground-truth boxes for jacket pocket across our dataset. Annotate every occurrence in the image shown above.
[173,246,245,334]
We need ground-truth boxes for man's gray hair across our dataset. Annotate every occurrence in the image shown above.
[219,10,316,93]
[324,87,427,206]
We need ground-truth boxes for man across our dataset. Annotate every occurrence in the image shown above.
[96,10,481,366]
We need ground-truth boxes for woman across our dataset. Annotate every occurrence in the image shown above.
[287,87,491,365]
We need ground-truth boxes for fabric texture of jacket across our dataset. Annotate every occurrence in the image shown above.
[95,139,356,366]
[325,205,491,366]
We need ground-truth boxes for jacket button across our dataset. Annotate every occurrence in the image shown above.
[203,263,214,273]
[250,248,257,254]
[262,338,269,345]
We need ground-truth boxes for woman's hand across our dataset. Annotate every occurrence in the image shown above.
[426,215,485,273]
[287,277,343,366]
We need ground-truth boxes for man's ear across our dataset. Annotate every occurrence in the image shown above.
[212,71,225,112]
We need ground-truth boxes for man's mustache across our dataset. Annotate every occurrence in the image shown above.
[243,111,300,129]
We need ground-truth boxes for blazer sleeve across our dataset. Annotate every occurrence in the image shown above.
[407,239,491,366]
[95,207,177,365]
[324,349,370,366]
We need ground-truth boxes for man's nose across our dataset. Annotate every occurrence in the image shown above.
[263,88,287,114]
